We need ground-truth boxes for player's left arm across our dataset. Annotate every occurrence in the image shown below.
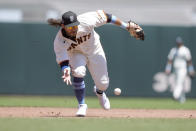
[186,48,195,78]
[187,60,195,79]
[105,12,145,41]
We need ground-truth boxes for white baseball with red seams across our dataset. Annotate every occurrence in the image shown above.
[114,88,121,95]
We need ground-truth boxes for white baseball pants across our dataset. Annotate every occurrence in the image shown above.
[69,48,109,91]
[173,68,187,99]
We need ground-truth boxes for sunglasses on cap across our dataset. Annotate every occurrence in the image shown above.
[65,25,78,30]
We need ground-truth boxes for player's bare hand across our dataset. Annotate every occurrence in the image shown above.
[62,67,72,85]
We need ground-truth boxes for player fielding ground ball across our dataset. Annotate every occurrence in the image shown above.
[48,10,144,117]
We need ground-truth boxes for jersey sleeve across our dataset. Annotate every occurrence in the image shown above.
[78,10,108,28]
[168,48,176,60]
[54,32,69,64]
[185,47,192,61]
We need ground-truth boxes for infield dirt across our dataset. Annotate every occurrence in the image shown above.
[0,107,196,118]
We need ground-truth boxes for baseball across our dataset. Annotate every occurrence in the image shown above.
[114,88,121,95]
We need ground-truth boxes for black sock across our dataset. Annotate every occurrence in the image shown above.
[96,89,103,95]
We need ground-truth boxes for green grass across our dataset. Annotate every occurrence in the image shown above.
[0,118,196,131]
[0,95,196,109]
[0,95,196,131]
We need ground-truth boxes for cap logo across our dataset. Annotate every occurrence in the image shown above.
[70,16,74,22]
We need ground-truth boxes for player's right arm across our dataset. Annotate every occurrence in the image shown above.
[165,48,175,74]
[165,60,172,75]
[54,31,72,85]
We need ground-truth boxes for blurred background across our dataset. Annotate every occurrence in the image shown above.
[0,0,196,25]
[0,0,196,98]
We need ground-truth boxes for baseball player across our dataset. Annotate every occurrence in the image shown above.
[165,37,195,103]
[47,10,144,117]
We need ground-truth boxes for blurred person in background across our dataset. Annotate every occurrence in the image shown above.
[165,36,195,103]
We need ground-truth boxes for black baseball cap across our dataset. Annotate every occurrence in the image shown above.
[61,11,80,27]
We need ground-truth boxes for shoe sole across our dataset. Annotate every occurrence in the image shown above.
[76,114,86,117]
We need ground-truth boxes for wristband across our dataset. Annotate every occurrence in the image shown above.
[188,65,194,72]
[166,63,172,71]
[60,60,69,71]
[111,15,128,29]
[61,66,70,71]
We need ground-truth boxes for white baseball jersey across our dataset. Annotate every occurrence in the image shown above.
[53,10,109,91]
[54,10,107,64]
[168,45,191,69]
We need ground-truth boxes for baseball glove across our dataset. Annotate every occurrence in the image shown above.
[127,20,145,41]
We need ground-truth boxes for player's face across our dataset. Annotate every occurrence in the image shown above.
[176,42,183,48]
[63,25,78,37]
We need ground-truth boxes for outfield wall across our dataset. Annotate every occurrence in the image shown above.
[0,23,196,97]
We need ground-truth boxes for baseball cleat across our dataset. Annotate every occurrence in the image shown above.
[76,104,87,117]
[94,86,110,110]
[173,87,183,100]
